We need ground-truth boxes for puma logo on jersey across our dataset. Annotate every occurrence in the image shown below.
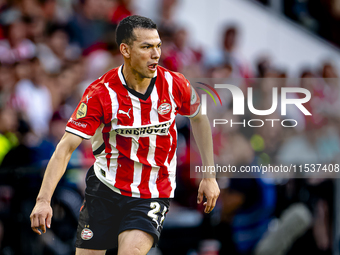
[118,108,131,118]
[86,95,92,104]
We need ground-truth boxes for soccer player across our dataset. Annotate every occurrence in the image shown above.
[30,15,220,255]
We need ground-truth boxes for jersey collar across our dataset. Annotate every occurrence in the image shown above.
[118,65,157,101]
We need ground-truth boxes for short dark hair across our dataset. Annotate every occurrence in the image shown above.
[116,15,157,46]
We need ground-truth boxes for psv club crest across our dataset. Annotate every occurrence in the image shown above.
[158,103,171,115]
[81,228,93,240]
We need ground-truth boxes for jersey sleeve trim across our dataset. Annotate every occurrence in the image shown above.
[182,103,201,118]
[65,127,92,140]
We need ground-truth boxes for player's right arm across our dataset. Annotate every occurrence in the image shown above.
[30,79,109,234]
[30,132,83,235]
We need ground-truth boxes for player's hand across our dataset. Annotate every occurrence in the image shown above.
[30,200,53,235]
[197,178,220,213]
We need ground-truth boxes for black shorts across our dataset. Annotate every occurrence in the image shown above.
[75,167,170,250]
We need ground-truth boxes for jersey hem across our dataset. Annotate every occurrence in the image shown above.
[93,163,122,194]
[93,163,175,199]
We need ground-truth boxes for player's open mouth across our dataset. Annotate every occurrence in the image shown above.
[148,63,157,71]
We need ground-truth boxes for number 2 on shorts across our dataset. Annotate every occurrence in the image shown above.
[147,202,167,229]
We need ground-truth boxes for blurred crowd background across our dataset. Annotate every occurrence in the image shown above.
[0,0,340,254]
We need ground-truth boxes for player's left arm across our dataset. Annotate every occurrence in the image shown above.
[190,107,220,213]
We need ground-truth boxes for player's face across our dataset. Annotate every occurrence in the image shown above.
[129,28,161,79]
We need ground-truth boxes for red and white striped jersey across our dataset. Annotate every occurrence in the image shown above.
[66,65,200,198]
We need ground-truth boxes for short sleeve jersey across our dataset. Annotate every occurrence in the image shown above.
[66,65,200,198]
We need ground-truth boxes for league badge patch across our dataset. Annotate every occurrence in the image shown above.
[77,103,87,119]
[190,86,197,104]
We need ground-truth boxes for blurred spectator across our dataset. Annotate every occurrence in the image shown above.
[299,70,326,130]
[1,119,35,169]
[16,0,43,19]
[162,27,202,74]
[255,56,272,78]
[39,0,58,22]
[0,18,36,64]
[110,0,133,25]
[204,25,252,79]
[79,26,123,92]
[24,15,46,44]
[14,58,53,138]
[157,0,178,31]
[67,0,115,49]
[0,106,19,164]
[37,24,81,74]
[0,63,16,96]
[319,62,340,118]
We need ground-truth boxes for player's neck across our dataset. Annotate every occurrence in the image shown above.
[122,65,151,94]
